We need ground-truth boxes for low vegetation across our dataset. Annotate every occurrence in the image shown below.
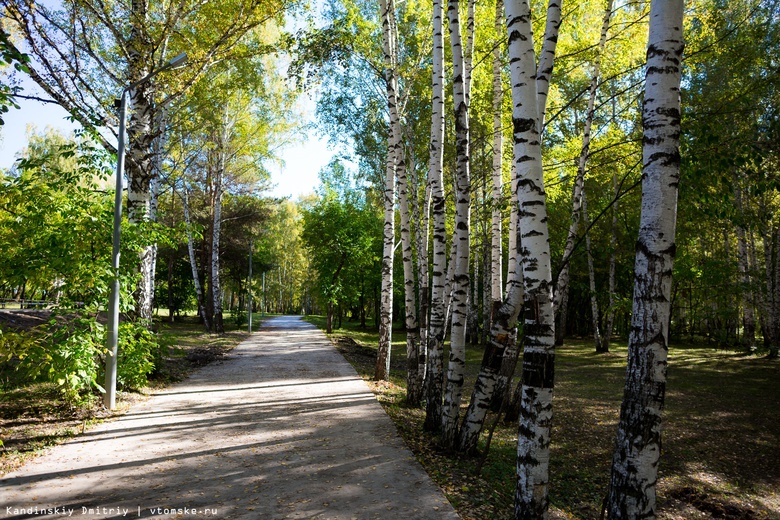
[305,315,780,520]
[0,312,249,476]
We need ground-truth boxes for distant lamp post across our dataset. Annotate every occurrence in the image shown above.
[104,52,188,410]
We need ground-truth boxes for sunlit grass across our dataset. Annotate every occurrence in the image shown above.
[309,317,780,519]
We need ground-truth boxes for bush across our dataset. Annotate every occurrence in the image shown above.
[232,311,247,328]
[115,322,157,391]
[0,315,161,403]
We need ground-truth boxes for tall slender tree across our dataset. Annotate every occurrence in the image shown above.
[375,0,401,381]
[606,0,684,515]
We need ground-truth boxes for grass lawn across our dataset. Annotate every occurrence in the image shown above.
[304,315,780,520]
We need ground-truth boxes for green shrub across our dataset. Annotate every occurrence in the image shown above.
[0,315,160,402]
[232,311,247,328]
[115,322,157,391]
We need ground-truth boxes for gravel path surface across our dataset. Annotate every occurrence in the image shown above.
[1,316,459,520]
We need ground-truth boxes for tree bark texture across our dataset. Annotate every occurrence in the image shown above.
[375,0,400,381]
[424,0,448,431]
[440,0,472,449]
[504,0,558,516]
[607,0,684,515]
[182,184,211,332]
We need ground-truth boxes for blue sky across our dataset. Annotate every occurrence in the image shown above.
[0,78,329,200]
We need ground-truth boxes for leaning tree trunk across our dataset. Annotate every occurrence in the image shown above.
[375,0,400,381]
[606,0,684,516]
[424,0,448,431]
[440,0,472,450]
[553,0,613,346]
[458,0,561,459]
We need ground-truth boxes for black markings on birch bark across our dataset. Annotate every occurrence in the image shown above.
[607,0,684,516]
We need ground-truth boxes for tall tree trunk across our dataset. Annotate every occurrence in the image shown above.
[735,183,755,349]
[413,175,431,404]
[211,157,225,334]
[440,0,472,449]
[181,184,211,332]
[603,172,619,352]
[504,0,558,515]
[606,0,684,515]
[490,0,505,319]
[399,136,421,404]
[458,0,561,460]
[126,0,157,323]
[582,190,604,351]
[375,0,400,381]
[424,0,447,431]
[553,0,613,345]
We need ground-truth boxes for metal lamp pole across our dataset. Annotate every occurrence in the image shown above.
[248,240,253,333]
[104,53,188,410]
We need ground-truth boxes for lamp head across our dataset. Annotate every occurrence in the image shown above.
[166,52,188,70]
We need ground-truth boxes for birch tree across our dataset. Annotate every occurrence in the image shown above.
[553,0,614,346]
[1,0,293,321]
[606,0,684,515]
[440,0,472,449]
[375,0,400,381]
[457,0,562,458]
[424,0,448,432]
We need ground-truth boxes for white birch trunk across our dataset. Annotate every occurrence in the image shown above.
[440,0,471,449]
[399,148,421,402]
[607,0,684,515]
[413,171,431,404]
[424,0,448,431]
[210,140,226,334]
[126,0,156,322]
[553,0,613,343]
[181,183,211,332]
[375,0,400,381]
[459,0,563,457]
[491,0,505,312]
[503,0,559,516]
[535,0,562,133]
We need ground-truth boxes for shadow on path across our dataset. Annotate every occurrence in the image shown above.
[1,316,459,520]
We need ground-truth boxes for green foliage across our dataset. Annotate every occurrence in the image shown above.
[0,28,30,125]
[116,322,158,391]
[301,160,382,319]
[232,311,248,328]
[0,316,159,402]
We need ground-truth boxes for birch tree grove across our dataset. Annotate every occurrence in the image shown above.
[606,0,684,515]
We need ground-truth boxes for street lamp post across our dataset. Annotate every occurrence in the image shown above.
[248,240,253,333]
[104,52,188,410]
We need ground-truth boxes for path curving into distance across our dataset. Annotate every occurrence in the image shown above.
[1,315,459,519]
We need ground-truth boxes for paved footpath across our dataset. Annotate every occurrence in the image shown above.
[1,316,459,520]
